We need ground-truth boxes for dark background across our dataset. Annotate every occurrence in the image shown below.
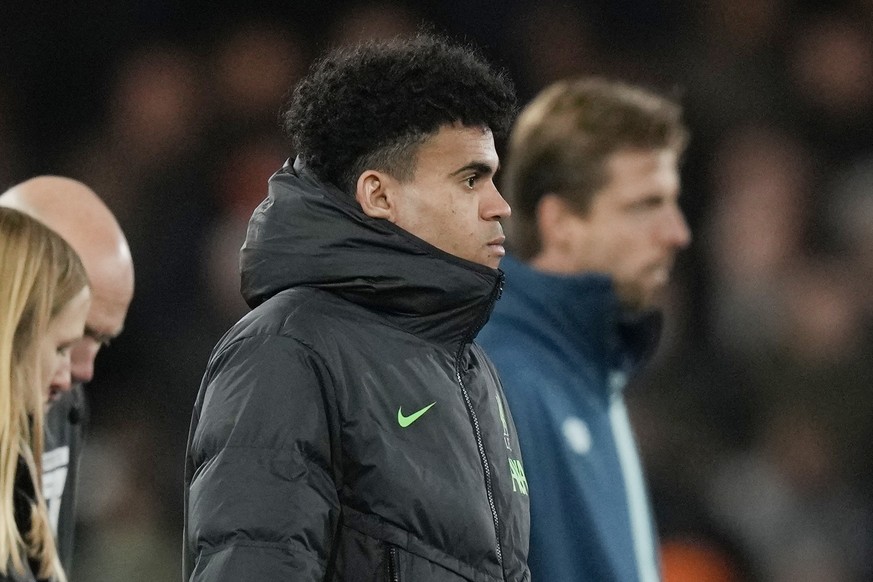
[4,1,873,580]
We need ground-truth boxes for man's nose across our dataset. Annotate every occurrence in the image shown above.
[70,339,99,384]
[483,184,511,221]
[664,204,691,249]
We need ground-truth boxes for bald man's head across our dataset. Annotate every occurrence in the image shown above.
[0,176,134,383]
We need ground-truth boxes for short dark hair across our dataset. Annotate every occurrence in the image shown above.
[503,77,688,259]
[282,33,517,194]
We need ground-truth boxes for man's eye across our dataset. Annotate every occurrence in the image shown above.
[465,176,477,189]
[86,331,112,347]
[631,197,663,211]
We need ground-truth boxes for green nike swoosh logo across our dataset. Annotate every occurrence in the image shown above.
[397,402,436,428]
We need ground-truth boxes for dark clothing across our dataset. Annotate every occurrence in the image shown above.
[42,383,86,574]
[2,459,48,582]
[0,559,41,581]
[477,255,661,582]
[183,159,531,581]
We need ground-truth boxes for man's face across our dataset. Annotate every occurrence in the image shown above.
[389,124,510,269]
[40,287,90,406]
[70,281,130,384]
[564,148,691,310]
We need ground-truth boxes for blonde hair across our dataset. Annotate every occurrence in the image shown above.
[503,77,689,259]
[0,207,88,581]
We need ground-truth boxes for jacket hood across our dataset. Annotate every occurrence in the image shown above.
[240,158,503,345]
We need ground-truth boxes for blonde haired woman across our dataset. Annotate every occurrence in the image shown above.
[0,207,90,582]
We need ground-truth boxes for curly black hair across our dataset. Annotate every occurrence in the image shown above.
[282,33,518,194]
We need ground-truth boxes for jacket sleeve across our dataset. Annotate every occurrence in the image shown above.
[184,334,340,581]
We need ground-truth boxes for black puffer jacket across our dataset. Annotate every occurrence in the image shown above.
[183,159,531,582]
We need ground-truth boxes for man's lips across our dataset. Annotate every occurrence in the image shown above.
[488,236,506,256]
[649,257,676,284]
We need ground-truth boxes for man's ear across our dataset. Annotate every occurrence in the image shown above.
[531,193,590,273]
[355,171,394,220]
[536,194,576,248]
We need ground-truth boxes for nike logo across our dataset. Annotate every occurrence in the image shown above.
[397,402,436,428]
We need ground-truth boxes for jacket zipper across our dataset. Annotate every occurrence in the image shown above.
[455,274,506,570]
[386,545,400,582]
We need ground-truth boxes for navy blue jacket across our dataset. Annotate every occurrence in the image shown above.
[477,255,661,582]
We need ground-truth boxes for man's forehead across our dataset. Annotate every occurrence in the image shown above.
[86,288,130,339]
[424,125,498,163]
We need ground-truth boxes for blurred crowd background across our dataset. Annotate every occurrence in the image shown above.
[4,0,873,580]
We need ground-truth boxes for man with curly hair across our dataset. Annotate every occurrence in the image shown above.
[184,34,530,581]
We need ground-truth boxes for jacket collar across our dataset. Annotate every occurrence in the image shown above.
[240,158,503,349]
[491,254,660,376]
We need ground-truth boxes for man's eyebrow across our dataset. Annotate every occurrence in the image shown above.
[450,161,498,177]
[84,326,117,346]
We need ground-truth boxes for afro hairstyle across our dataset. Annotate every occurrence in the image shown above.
[282,32,518,194]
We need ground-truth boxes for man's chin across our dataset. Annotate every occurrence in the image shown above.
[618,285,666,313]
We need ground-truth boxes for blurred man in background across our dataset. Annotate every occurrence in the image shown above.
[0,177,135,572]
[477,77,690,582]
